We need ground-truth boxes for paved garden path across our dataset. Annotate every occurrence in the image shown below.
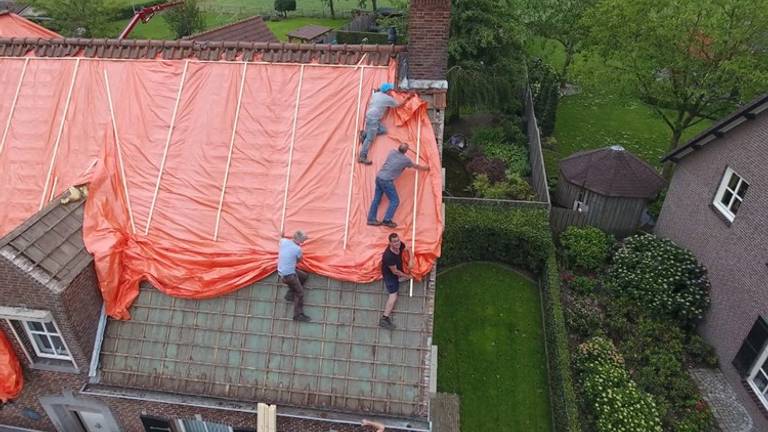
[690,368,755,432]
[430,393,460,432]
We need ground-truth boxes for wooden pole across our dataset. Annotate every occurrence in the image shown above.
[280,64,305,235]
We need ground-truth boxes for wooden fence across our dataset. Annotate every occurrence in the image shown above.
[549,206,589,236]
[525,87,552,207]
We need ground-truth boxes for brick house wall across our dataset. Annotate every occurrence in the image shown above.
[407,0,451,81]
[655,112,768,429]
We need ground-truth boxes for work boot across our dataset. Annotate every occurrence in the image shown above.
[382,220,397,228]
[367,220,382,226]
[358,157,372,165]
[379,316,396,330]
[293,313,311,322]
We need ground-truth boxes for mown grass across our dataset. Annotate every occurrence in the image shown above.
[435,262,552,432]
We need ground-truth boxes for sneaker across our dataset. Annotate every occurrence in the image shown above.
[358,157,372,165]
[284,293,294,302]
[367,220,382,226]
[293,313,311,322]
[382,220,397,228]
[379,316,396,330]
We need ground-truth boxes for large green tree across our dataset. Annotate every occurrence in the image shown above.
[523,0,597,88]
[29,0,114,37]
[447,0,527,121]
[584,0,768,177]
[163,0,205,39]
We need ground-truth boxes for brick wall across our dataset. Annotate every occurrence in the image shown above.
[407,0,451,80]
[655,112,768,429]
[56,264,102,369]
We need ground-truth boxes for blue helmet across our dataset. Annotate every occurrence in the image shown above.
[380,83,394,93]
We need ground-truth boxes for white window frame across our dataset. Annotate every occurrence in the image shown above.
[21,319,72,361]
[713,167,748,222]
[176,418,233,432]
[748,344,768,410]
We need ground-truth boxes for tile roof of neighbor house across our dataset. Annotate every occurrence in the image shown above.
[97,274,434,429]
[0,195,90,293]
[0,10,60,38]
[662,92,768,163]
[0,37,403,65]
[287,24,332,41]
[187,15,278,43]
[559,145,666,199]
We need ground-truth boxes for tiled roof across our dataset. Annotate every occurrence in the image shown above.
[99,273,435,422]
[187,16,278,43]
[0,195,91,293]
[560,146,666,199]
[287,25,332,41]
[0,37,403,65]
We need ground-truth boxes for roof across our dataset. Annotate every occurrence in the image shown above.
[0,37,402,65]
[287,25,332,41]
[662,92,768,163]
[0,194,90,293]
[559,145,666,199]
[187,15,278,43]
[98,275,434,426]
[0,11,59,38]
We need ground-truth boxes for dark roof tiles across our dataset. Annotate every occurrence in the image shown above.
[0,37,403,65]
[187,15,278,43]
[559,146,666,199]
[287,25,332,41]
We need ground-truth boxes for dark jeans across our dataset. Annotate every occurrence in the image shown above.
[282,269,308,317]
[367,177,399,223]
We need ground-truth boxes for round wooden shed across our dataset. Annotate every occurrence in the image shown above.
[554,145,666,236]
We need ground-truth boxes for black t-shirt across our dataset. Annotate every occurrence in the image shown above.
[382,243,405,281]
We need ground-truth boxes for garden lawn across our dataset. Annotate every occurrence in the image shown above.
[111,0,394,17]
[435,262,552,432]
[526,37,711,176]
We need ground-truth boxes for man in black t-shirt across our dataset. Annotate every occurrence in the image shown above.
[380,233,410,330]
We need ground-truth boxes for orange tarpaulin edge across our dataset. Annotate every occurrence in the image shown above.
[0,329,23,403]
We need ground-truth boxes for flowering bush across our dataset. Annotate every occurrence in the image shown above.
[560,226,615,273]
[607,234,710,329]
[575,337,663,432]
[466,155,507,183]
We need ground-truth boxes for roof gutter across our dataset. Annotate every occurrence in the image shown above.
[88,303,107,379]
[661,93,768,163]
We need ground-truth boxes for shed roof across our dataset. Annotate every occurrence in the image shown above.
[287,25,332,41]
[187,15,278,43]
[559,146,666,199]
[98,275,434,426]
[0,194,90,292]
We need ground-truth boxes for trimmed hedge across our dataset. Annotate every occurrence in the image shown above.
[442,202,551,273]
[543,252,583,432]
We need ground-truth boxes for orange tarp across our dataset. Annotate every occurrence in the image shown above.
[0,57,443,319]
[0,12,60,38]
[0,329,22,402]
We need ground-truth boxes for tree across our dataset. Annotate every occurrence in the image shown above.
[523,0,597,88]
[163,0,205,39]
[447,0,527,121]
[29,0,114,37]
[584,0,768,177]
[274,0,296,18]
[321,0,336,19]
[357,0,378,11]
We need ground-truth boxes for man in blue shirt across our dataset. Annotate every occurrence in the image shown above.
[359,82,402,165]
[367,143,430,228]
[278,230,311,322]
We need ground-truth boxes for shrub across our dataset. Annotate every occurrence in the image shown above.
[528,59,560,137]
[543,253,583,432]
[471,173,535,200]
[471,126,530,177]
[560,226,615,273]
[335,30,390,44]
[442,203,551,272]
[607,234,711,329]
[565,295,603,338]
[575,337,663,432]
[274,0,296,17]
[466,156,507,183]
[685,334,719,368]
[570,275,598,295]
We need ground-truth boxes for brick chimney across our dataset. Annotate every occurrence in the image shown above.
[407,0,451,81]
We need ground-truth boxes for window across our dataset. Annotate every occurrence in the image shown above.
[713,167,749,221]
[22,319,71,360]
[748,345,768,410]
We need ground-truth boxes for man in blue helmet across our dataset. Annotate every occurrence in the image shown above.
[358,82,405,165]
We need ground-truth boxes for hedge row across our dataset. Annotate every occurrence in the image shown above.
[543,252,582,432]
[441,202,551,273]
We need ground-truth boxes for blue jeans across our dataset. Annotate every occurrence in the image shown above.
[360,116,386,159]
[367,177,399,223]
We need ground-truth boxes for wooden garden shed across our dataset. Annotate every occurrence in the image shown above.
[553,145,666,236]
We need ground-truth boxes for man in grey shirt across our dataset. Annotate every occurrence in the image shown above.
[359,83,402,165]
[367,143,429,228]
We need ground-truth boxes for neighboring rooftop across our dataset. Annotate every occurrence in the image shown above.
[560,145,666,198]
[0,37,401,65]
[0,195,90,292]
[187,15,278,43]
[287,25,332,42]
[98,274,434,426]
[0,10,60,38]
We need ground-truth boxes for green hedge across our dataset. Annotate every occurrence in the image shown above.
[441,202,551,273]
[335,30,390,44]
[543,252,583,432]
